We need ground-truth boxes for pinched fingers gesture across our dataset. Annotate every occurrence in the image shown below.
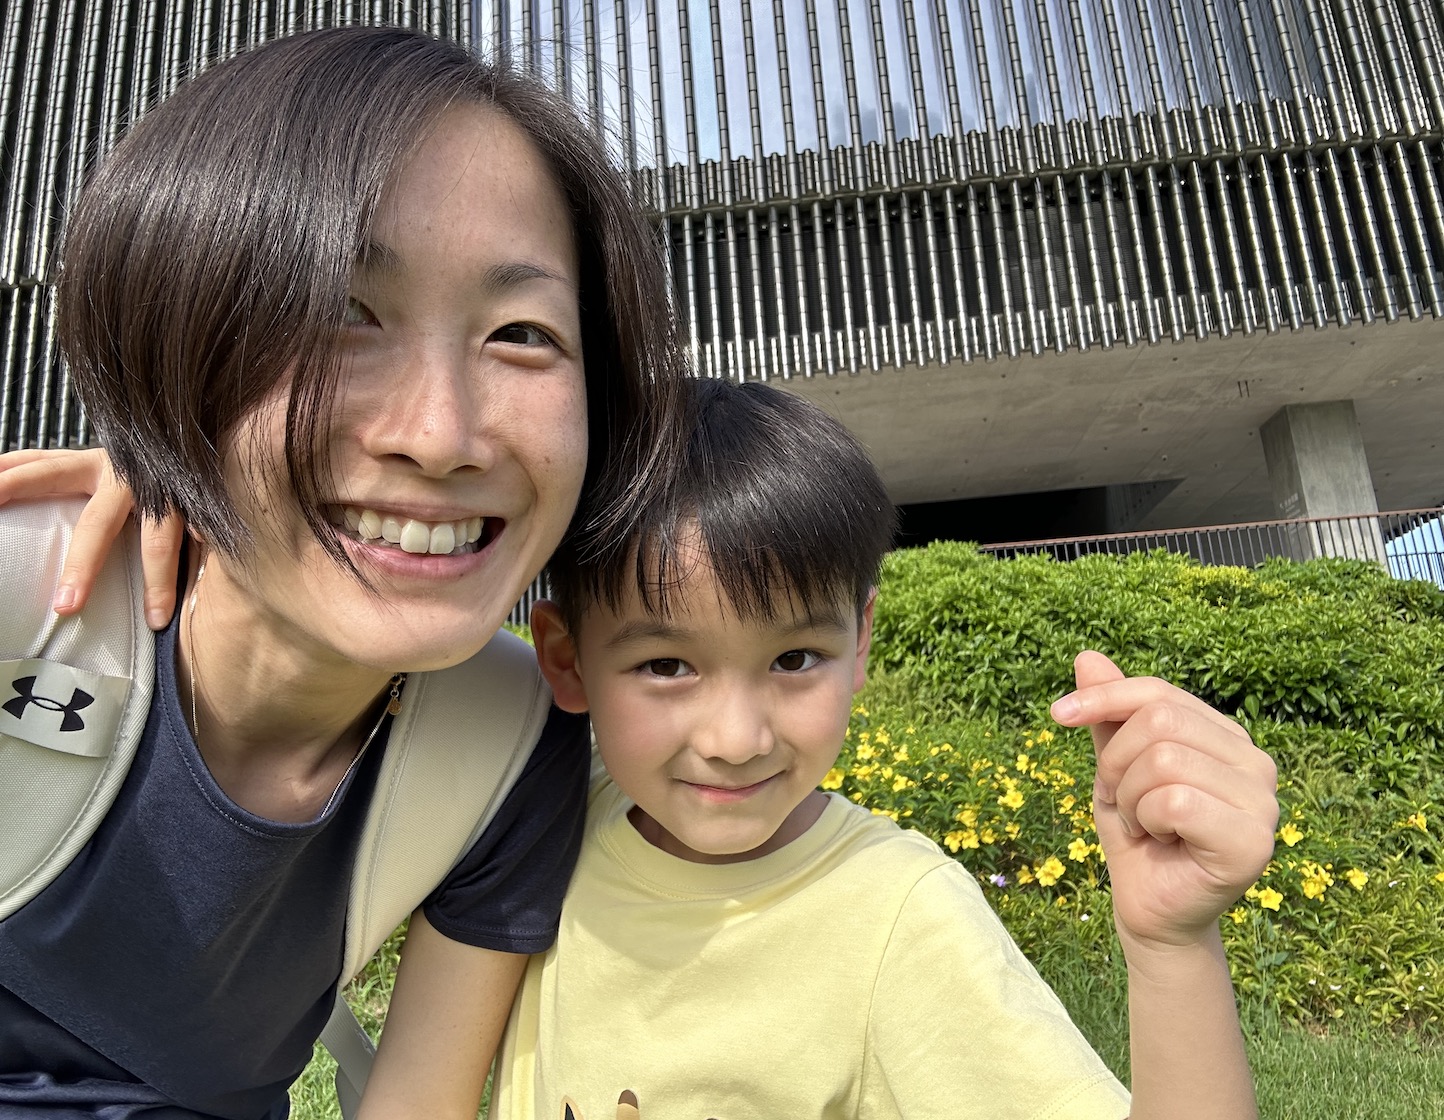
[1050,650,1278,949]
[0,447,183,628]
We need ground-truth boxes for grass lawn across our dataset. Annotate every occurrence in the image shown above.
[289,970,1444,1119]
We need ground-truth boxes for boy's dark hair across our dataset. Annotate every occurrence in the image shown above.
[57,26,683,562]
[548,378,896,629]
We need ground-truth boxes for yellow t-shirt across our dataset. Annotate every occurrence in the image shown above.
[490,778,1131,1120]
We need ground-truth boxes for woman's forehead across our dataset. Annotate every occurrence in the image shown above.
[369,103,578,285]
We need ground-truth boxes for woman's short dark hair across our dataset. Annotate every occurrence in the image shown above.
[548,378,897,630]
[57,25,683,560]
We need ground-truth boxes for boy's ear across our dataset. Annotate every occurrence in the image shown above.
[529,600,590,714]
[853,588,877,694]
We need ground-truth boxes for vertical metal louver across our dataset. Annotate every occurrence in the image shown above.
[5,0,1444,449]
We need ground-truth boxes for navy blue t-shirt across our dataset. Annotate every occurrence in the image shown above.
[0,620,588,1119]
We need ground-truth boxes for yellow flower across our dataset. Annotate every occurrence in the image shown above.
[955,806,979,827]
[1016,753,1031,772]
[821,768,845,791]
[998,788,1025,811]
[1299,861,1333,900]
[1035,857,1066,886]
[1228,908,1246,924]
[1403,812,1429,833]
[892,748,910,763]
[1067,838,1091,862]
[871,807,900,822]
[1004,821,1021,839]
[1037,729,1055,743]
[944,828,979,851]
[1016,866,1034,885]
[979,827,997,845]
[1256,887,1283,911]
[856,744,876,761]
[1058,794,1077,814]
[1344,869,1368,891]
[1435,871,1444,884]
[1277,823,1304,847]
[891,774,912,793]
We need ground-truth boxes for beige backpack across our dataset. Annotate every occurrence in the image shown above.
[0,498,550,1116]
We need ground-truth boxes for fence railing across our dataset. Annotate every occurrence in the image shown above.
[978,508,1444,586]
[506,509,1444,625]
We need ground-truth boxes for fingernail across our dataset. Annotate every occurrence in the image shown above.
[1051,695,1081,722]
[53,585,76,613]
[147,607,169,630]
[1093,778,1115,806]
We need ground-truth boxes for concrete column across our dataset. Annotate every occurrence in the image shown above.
[1260,400,1384,562]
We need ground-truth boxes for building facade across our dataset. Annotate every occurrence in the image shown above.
[4,0,1442,541]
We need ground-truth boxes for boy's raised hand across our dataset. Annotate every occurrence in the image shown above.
[0,447,182,629]
[1050,651,1278,951]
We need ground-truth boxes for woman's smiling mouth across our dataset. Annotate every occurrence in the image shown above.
[329,505,500,556]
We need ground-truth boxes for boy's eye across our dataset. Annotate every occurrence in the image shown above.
[490,322,554,346]
[642,658,692,678]
[773,649,821,672]
[343,297,379,326]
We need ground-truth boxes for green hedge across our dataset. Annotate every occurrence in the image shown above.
[846,544,1443,1031]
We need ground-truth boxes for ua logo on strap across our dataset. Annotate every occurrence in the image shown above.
[3,676,95,731]
[0,658,128,759]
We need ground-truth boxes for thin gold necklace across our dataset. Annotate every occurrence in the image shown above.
[184,554,406,815]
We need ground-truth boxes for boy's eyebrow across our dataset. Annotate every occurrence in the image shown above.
[602,612,852,649]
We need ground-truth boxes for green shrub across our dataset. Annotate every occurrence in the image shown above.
[872,547,1444,793]
[850,544,1444,1033]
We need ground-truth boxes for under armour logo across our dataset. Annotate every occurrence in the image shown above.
[2,676,94,732]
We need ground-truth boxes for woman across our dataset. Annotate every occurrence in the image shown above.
[0,25,682,1120]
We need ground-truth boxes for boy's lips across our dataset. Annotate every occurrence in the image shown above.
[679,775,780,803]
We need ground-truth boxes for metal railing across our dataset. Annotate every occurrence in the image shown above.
[978,507,1444,585]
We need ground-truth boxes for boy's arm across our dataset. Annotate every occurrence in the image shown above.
[1052,652,1278,1120]
[356,910,528,1120]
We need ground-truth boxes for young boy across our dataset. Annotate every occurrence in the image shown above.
[498,377,1278,1120]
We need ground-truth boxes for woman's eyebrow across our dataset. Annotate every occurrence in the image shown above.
[355,239,401,276]
[480,261,574,292]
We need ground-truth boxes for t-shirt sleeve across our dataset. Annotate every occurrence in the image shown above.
[863,863,1132,1120]
[420,704,589,954]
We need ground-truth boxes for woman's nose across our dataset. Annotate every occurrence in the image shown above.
[359,345,495,476]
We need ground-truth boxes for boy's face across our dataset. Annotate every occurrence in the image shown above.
[533,551,874,864]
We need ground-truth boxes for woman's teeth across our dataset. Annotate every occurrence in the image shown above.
[338,507,485,555]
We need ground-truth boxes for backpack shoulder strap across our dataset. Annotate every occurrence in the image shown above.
[322,628,552,1112]
[339,627,553,979]
[0,499,151,922]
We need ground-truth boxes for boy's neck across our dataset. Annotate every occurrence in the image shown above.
[626,789,832,864]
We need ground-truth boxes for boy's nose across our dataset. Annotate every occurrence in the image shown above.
[691,686,776,765]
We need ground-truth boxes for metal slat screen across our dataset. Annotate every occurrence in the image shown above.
[4,0,1443,447]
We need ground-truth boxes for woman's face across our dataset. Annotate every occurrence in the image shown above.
[217,103,588,673]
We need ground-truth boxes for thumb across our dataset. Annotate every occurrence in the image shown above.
[1073,648,1125,691]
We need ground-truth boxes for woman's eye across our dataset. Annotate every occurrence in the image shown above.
[773,649,821,672]
[643,658,691,678]
[343,298,378,327]
[491,322,553,346]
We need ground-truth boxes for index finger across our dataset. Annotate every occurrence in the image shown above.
[1051,673,1249,742]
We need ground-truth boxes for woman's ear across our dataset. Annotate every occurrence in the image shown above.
[530,600,590,714]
